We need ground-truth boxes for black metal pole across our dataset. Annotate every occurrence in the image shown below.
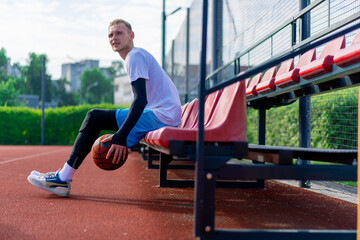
[194,0,208,237]
[212,0,222,86]
[162,0,166,68]
[299,0,311,188]
[185,7,190,103]
[258,107,266,145]
[41,56,46,145]
[171,40,175,81]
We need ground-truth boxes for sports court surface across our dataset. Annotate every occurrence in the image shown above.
[0,145,356,239]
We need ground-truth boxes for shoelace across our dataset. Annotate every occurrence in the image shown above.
[43,170,60,179]
[44,172,56,177]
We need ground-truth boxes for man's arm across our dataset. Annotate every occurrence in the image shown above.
[104,78,147,163]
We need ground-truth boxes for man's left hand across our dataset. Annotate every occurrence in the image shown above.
[101,134,128,164]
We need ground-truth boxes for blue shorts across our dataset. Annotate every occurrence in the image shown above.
[115,109,167,147]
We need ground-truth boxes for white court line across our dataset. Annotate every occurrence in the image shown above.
[0,148,68,165]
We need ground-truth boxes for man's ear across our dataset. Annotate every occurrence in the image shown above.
[130,31,135,41]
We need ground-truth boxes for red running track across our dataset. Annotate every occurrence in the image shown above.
[0,145,356,240]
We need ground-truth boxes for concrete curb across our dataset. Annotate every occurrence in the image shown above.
[277,180,358,204]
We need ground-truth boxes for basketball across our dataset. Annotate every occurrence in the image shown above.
[91,134,127,171]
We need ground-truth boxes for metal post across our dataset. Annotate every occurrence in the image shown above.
[327,0,331,27]
[41,56,46,145]
[162,0,166,68]
[358,89,360,228]
[185,7,190,103]
[299,97,311,188]
[162,1,181,70]
[258,107,266,145]
[171,40,175,81]
[299,0,311,188]
[256,107,266,189]
[291,21,297,46]
[212,0,223,86]
[194,0,208,237]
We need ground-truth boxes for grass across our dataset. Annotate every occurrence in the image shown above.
[339,181,357,187]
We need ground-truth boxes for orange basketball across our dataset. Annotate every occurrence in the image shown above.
[91,134,127,171]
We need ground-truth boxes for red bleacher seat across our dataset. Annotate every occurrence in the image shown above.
[245,78,251,88]
[255,66,277,94]
[299,36,345,79]
[181,102,189,118]
[334,30,360,67]
[274,49,315,88]
[143,81,247,149]
[179,98,199,129]
[146,98,199,146]
[246,73,262,97]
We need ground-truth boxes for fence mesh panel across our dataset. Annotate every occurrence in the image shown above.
[167,0,359,150]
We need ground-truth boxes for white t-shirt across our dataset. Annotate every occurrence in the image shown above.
[125,47,181,126]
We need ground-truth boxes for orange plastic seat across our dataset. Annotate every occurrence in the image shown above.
[143,81,247,149]
[299,36,345,79]
[275,49,316,88]
[334,30,360,67]
[255,67,277,94]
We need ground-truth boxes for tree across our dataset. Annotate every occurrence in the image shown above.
[22,53,53,102]
[106,60,126,79]
[0,48,20,106]
[0,77,20,106]
[0,48,9,82]
[52,77,77,106]
[81,69,113,104]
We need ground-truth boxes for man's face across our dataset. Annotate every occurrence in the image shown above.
[108,23,134,53]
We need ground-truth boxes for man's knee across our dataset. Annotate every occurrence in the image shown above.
[79,109,101,132]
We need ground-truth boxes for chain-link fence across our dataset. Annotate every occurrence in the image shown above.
[166,0,359,150]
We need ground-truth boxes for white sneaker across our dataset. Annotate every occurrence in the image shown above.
[27,171,71,197]
[30,170,56,177]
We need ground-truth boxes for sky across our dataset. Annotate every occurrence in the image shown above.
[0,0,193,79]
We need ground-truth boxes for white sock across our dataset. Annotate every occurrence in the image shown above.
[58,162,76,181]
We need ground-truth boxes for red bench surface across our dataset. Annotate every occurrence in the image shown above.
[246,73,262,97]
[255,66,277,94]
[143,81,247,149]
[299,36,345,79]
[274,49,315,88]
[334,30,360,67]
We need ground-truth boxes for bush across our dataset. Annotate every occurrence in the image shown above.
[0,106,41,144]
[311,88,357,149]
[247,88,357,149]
[1,87,357,149]
[0,104,127,145]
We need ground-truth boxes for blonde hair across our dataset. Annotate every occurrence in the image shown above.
[109,19,132,32]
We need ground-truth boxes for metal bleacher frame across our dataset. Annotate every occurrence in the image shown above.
[192,0,359,239]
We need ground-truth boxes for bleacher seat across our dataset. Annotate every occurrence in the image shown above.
[145,98,199,146]
[299,36,345,79]
[334,30,360,67]
[246,73,262,97]
[255,66,277,94]
[274,49,315,88]
[143,81,247,149]
[245,78,251,88]
[180,98,199,129]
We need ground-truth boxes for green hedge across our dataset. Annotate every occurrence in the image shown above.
[0,104,127,145]
[0,107,41,145]
[311,89,358,149]
[247,88,358,149]
[0,88,357,148]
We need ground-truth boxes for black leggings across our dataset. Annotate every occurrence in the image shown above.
[67,109,118,169]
